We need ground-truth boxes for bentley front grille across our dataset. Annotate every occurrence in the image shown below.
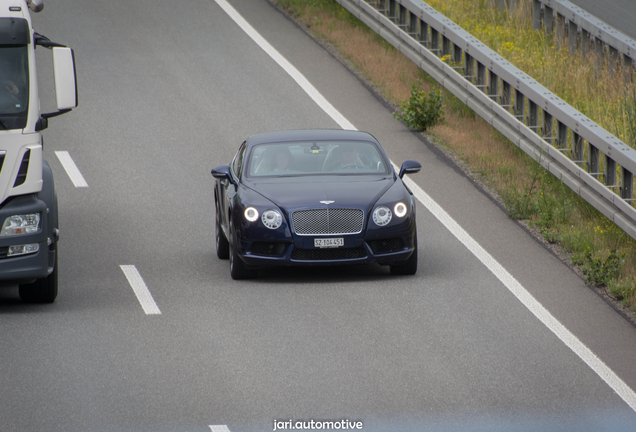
[291,208,364,235]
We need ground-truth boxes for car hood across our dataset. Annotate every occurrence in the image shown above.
[246,176,394,210]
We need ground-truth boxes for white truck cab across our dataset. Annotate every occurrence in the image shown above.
[0,0,77,302]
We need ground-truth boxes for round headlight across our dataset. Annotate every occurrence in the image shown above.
[394,202,407,218]
[244,207,259,222]
[262,209,283,229]
[373,206,392,226]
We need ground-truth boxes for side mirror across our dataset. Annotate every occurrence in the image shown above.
[52,47,77,111]
[398,160,421,179]
[40,47,77,124]
[211,165,233,182]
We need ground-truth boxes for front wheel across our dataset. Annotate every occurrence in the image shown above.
[19,245,58,303]
[389,235,418,275]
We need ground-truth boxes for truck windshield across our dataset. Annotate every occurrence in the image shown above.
[0,45,29,129]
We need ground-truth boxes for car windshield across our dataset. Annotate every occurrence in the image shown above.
[246,140,390,178]
[0,45,29,129]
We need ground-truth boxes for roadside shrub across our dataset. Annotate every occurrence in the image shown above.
[582,248,625,287]
[394,84,445,131]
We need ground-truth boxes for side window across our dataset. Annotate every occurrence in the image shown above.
[232,141,247,179]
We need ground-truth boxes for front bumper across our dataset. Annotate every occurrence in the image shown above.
[0,195,52,284]
[237,230,417,268]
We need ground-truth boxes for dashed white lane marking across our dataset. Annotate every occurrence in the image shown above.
[55,151,88,187]
[209,426,231,432]
[120,265,161,315]
[215,0,636,413]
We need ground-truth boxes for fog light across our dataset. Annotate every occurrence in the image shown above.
[7,243,40,257]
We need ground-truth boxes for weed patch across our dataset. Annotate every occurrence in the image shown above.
[394,84,445,131]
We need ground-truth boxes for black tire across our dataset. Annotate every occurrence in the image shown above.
[19,245,58,303]
[216,204,229,259]
[229,226,257,280]
[390,234,418,276]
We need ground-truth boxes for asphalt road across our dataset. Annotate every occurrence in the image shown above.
[1,0,636,431]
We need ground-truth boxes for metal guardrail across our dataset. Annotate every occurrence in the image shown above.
[334,0,636,240]
[492,0,635,68]
[529,0,635,67]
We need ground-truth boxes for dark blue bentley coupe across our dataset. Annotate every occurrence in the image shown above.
[211,129,421,280]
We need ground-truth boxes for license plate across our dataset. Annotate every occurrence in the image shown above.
[314,238,344,248]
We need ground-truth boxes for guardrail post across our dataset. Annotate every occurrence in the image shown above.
[453,43,463,65]
[609,46,619,77]
[502,80,512,112]
[544,5,554,34]
[488,70,499,103]
[622,168,633,201]
[397,3,406,27]
[430,27,440,56]
[497,0,505,9]
[477,62,486,92]
[589,145,600,179]
[370,1,386,15]
[388,0,396,20]
[418,19,429,47]
[443,36,451,58]
[594,37,604,76]
[407,11,417,36]
[464,53,474,83]
[605,156,617,187]
[514,89,525,122]
[572,132,584,168]
[529,100,539,132]
[532,0,541,30]
[508,0,516,12]
[624,55,634,82]
[581,29,591,59]
[556,13,565,51]
[543,110,553,143]
[556,120,567,149]
[568,21,578,55]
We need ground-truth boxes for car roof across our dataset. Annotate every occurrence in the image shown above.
[244,129,380,147]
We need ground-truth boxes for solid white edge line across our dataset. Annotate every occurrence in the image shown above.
[120,265,161,315]
[214,0,636,412]
[209,425,231,432]
[214,0,355,131]
[54,151,89,187]
[401,174,636,412]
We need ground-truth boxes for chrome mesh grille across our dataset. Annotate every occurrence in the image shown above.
[291,208,364,235]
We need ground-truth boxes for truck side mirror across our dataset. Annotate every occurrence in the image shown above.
[52,47,77,110]
[39,46,77,127]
